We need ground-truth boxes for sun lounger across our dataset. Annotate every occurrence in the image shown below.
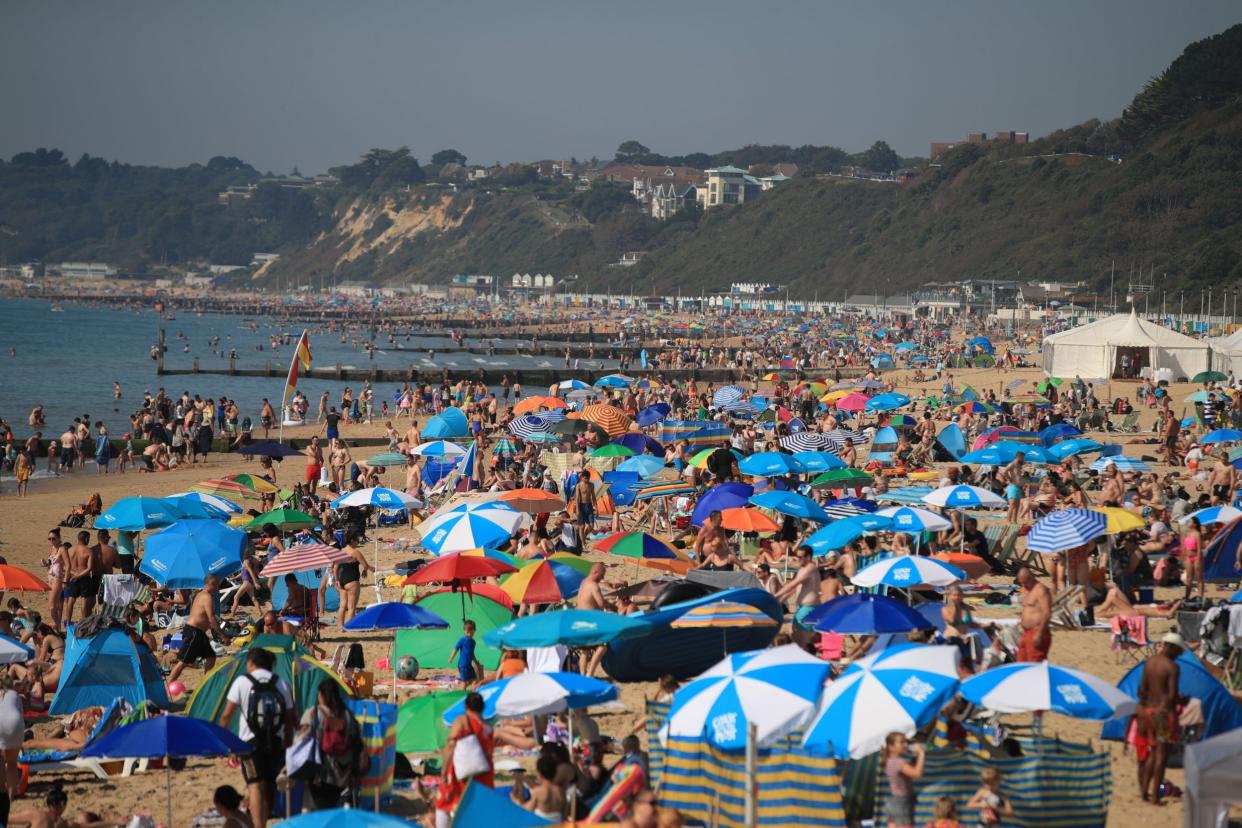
[1049,585,1086,629]
[21,699,152,779]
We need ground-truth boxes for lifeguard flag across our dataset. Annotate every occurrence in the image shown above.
[283,331,312,407]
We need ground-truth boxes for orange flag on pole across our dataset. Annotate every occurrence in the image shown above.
[283,330,312,408]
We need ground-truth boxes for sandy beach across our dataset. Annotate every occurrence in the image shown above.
[0,361,1226,827]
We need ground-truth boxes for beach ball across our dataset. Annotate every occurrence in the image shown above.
[395,655,420,681]
[166,680,187,702]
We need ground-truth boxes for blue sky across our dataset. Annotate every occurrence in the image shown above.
[2,0,1239,173]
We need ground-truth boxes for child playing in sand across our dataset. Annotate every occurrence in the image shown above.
[967,768,1013,826]
[448,621,484,688]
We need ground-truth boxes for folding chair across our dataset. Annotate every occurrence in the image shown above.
[1050,585,1086,629]
[1116,412,1140,433]
[1110,615,1154,664]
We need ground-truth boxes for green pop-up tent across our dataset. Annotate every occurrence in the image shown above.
[186,633,346,730]
[395,690,466,753]
[392,586,514,672]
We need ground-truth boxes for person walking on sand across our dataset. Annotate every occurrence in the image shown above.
[219,647,295,828]
[62,532,93,627]
[1137,633,1185,806]
[1016,566,1052,662]
[167,575,230,686]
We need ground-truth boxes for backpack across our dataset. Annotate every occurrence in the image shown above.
[244,674,287,749]
[319,710,351,756]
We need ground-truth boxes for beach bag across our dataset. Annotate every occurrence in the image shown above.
[452,718,490,780]
[287,710,323,782]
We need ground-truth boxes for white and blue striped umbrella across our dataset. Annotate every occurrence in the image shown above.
[410,440,467,457]
[851,555,966,588]
[419,503,524,554]
[557,379,592,392]
[1181,504,1242,525]
[536,409,568,423]
[873,506,953,534]
[738,451,806,477]
[1089,456,1150,473]
[874,486,935,506]
[332,487,422,510]
[660,644,831,749]
[749,491,830,523]
[921,485,1005,510]
[507,414,554,438]
[960,661,1137,720]
[802,645,960,758]
[167,491,243,516]
[792,451,846,472]
[712,385,746,407]
[441,672,618,722]
[1026,508,1107,554]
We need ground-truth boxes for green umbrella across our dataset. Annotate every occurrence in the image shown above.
[367,451,408,466]
[590,444,635,458]
[551,419,592,436]
[810,468,873,488]
[395,690,467,753]
[1036,377,1064,394]
[1193,371,1228,384]
[245,508,320,532]
[1228,446,1242,464]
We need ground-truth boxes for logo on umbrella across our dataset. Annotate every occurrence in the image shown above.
[893,567,912,582]
[1058,683,1088,705]
[711,712,738,744]
[570,621,599,631]
[429,529,447,544]
[899,676,935,703]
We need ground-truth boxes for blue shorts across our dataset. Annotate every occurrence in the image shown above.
[793,605,819,630]
[327,427,339,440]
[1005,484,1021,501]
[459,663,477,682]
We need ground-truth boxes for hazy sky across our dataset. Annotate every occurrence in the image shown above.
[3,1,1239,173]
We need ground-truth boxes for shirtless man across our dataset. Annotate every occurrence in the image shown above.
[1208,448,1236,506]
[88,529,118,615]
[574,474,596,532]
[576,564,612,677]
[58,425,77,473]
[693,510,726,564]
[1098,462,1125,506]
[1160,408,1181,466]
[63,531,94,626]
[259,398,276,439]
[1000,453,1025,522]
[775,545,822,646]
[166,575,229,685]
[1137,633,1184,805]
[304,436,324,495]
[1015,566,1052,662]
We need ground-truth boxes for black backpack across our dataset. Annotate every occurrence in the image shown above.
[244,674,287,749]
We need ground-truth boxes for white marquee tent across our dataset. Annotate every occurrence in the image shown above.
[1184,726,1242,828]
[1042,310,1212,381]
[1209,328,1242,377]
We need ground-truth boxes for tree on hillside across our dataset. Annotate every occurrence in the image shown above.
[332,147,425,192]
[616,140,651,159]
[859,141,901,173]
[432,149,468,166]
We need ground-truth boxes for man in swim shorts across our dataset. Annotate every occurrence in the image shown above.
[1016,567,1052,662]
[1137,633,1184,805]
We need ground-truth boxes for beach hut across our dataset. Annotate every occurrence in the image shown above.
[49,627,170,715]
[1041,309,1211,381]
[186,634,345,730]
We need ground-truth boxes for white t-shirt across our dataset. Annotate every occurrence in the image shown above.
[225,669,294,742]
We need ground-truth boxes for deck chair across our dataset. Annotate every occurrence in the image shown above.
[1050,585,1086,629]
[1008,535,1049,577]
[988,526,1023,575]
[21,699,152,779]
[1110,615,1155,664]
[1116,411,1140,433]
[99,574,145,620]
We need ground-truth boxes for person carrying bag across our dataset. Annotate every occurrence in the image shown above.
[434,692,494,828]
[294,682,365,810]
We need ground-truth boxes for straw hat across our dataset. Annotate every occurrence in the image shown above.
[1161,632,1188,650]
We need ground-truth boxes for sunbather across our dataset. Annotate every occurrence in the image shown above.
[1095,587,1182,619]
[23,706,103,752]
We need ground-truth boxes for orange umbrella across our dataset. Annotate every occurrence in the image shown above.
[717,507,781,533]
[931,553,990,581]
[0,565,50,592]
[495,488,567,514]
[514,396,568,415]
[571,404,633,437]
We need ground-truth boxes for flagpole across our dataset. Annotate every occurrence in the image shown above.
[278,329,309,444]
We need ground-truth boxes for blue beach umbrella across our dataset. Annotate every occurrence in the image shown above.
[484,609,651,648]
[442,671,618,722]
[712,385,746,407]
[1181,505,1242,526]
[635,403,672,427]
[1038,423,1083,445]
[873,506,953,533]
[1026,509,1108,554]
[739,451,807,477]
[343,602,449,631]
[792,451,846,472]
[960,444,1050,465]
[419,503,524,554]
[851,555,966,588]
[748,491,830,523]
[616,455,665,477]
[507,415,554,439]
[1089,456,1150,473]
[96,497,184,531]
[1045,438,1104,461]
[232,440,302,458]
[167,492,243,516]
[804,593,934,635]
[1200,428,1242,444]
[613,433,664,455]
[594,374,634,388]
[279,811,410,828]
[140,521,245,588]
[690,482,754,526]
[162,496,231,521]
[557,379,592,391]
[865,393,911,412]
[805,514,893,555]
[410,440,467,457]
[660,645,831,749]
[801,644,961,758]
[960,661,1136,719]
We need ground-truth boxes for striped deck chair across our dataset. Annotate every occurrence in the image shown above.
[852,552,885,594]
[100,574,147,620]
[987,525,1022,575]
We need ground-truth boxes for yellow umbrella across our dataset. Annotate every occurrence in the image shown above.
[820,389,852,404]
[1092,507,1145,534]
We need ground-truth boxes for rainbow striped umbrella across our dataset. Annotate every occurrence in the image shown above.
[595,531,679,560]
[671,600,779,656]
[501,559,586,605]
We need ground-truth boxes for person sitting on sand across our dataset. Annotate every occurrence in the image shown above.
[7,782,68,828]
[1095,587,1182,619]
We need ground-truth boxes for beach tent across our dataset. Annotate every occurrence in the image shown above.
[271,568,340,613]
[186,634,345,730]
[936,423,966,461]
[1101,652,1242,742]
[392,587,513,671]
[50,626,170,715]
[396,690,466,753]
[422,407,469,439]
[1042,309,1211,381]
[1208,328,1242,377]
[1184,726,1242,828]
[1202,517,1242,583]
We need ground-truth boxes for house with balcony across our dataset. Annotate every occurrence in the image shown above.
[695,166,762,208]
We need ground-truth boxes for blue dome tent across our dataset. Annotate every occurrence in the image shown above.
[422,407,469,439]
[1101,652,1242,742]
[50,627,170,715]
[1203,518,1242,583]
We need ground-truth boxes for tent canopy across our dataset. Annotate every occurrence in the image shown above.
[50,626,170,715]
[1184,726,1242,828]
[1101,652,1242,741]
[422,407,469,439]
[1203,517,1242,583]
[186,634,345,731]
[1042,310,1211,381]
[393,588,514,671]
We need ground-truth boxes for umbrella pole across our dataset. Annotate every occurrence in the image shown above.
[744,721,758,828]
[166,757,173,828]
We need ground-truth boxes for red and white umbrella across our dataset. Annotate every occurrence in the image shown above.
[259,543,354,578]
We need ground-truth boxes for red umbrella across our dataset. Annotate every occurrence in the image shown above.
[834,393,871,412]
[407,553,516,585]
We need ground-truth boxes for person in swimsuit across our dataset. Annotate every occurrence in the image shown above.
[1136,633,1184,805]
[775,545,822,647]
[304,436,324,495]
[335,531,369,627]
[511,755,566,820]
[166,576,229,686]
[62,532,93,627]
[1016,567,1052,662]
[229,552,262,615]
[940,585,978,667]
[1179,517,1204,600]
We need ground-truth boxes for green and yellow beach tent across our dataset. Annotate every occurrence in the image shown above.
[186,634,346,730]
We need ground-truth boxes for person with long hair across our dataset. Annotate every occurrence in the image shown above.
[883,732,924,828]
[335,530,369,627]
[1180,517,1205,600]
[298,681,362,810]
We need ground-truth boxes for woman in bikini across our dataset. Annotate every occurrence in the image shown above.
[335,530,370,627]
[1095,587,1182,619]
[1180,517,1205,600]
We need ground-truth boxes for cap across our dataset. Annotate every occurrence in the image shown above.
[1161,632,1188,650]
